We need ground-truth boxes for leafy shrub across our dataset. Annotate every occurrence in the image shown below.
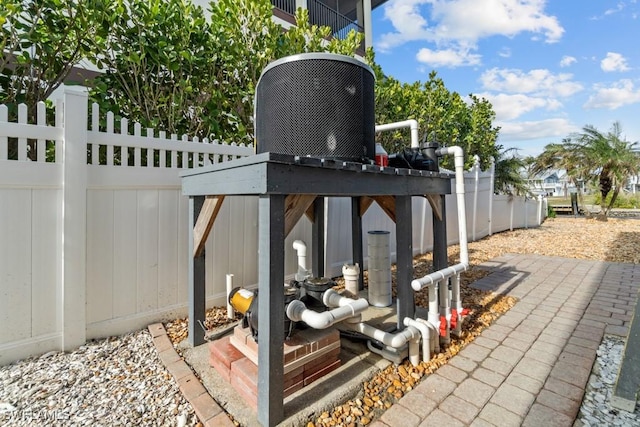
[592,192,640,209]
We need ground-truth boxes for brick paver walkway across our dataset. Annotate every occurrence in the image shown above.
[372,254,640,427]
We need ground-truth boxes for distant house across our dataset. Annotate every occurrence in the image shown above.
[626,175,640,194]
[526,169,576,197]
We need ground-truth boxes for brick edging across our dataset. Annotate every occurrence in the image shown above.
[148,323,235,427]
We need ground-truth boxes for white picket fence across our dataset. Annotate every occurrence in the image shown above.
[0,88,546,365]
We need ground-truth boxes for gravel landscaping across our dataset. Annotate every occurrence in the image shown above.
[1,217,639,426]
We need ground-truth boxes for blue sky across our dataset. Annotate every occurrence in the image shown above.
[370,0,640,157]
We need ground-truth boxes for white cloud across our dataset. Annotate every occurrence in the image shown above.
[480,68,583,97]
[377,0,564,52]
[497,118,578,141]
[498,47,512,58]
[559,55,577,67]
[584,79,640,109]
[600,52,630,72]
[428,0,564,43]
[377,0,432,52]
[416,47,481,67]
[604,2,626,16]
[590,1,628,20]
[480,93,561,121]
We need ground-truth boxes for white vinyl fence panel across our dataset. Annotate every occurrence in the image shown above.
[0,89,545,365]
[0,99,64,361]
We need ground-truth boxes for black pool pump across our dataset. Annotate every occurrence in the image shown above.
[388,141,440,172]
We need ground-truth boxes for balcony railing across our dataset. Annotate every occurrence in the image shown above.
[308,0,363,41]
[270,0,363,43]
[271,0,296,15]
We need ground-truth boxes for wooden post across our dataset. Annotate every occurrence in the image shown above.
[257,194,285,426]
[432,195,448,271]
[395,195,414,328]
[351,197,364,290]
[312,197,325,277]
[188,196,206,347]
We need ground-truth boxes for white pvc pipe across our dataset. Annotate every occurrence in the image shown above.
[411,263,467,290]
[344,321,420,349]
[292,240,308,281]
[408,146,469,344]
[286,296,368,329]
[367,340,404,364]
[408,336,420,366]
[450,274,463,337]
[375,119,420,149]
[354,321,420,366]
[450,274,463,313]
[437,146,469,266]
[226,274,235,320]
[472,155,480,242]
[412,146,470,292]
[415,317,439,353]
[404,318,431,362]
[342,264,360,297]
[439,275,451,345]
[323,288,367,308]
[427,282,439,327]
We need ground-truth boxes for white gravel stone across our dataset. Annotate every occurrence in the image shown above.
[576,335,640,426]
[0,330,198,426]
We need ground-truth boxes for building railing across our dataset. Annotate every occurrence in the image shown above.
[308,0,363,41]
[271,0,363,42]
[271,0,296,15]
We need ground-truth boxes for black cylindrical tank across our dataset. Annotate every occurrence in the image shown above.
[255,53,376,163]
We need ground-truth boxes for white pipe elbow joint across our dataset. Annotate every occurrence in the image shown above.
[293,240,308,281]
[375,119,420,149]
[323,289,342,307]
[292,240,307,256]
[286,299,306,323]
[389,327,419,348]
[408,119,419,149]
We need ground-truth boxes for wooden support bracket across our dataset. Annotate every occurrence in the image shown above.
[305,203,315,223]
[371,196,397,223]
[359,197,375,216]
[425,194,444,221]
[285,194,317,237]
[193,196,225,257]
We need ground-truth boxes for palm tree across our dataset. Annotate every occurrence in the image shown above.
[493,148,530,196]
[534,122,639,220]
